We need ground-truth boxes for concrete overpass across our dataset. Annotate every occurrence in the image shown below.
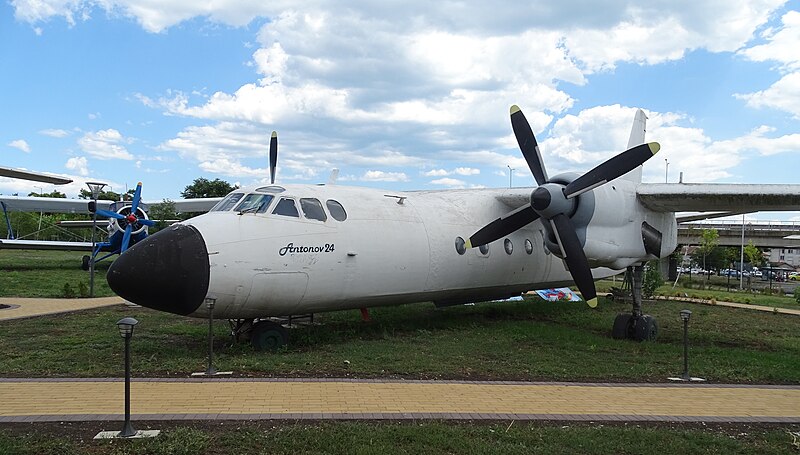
[678,221,800,248]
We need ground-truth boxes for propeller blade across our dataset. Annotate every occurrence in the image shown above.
[131,182,143,212]
[563,142,660,199]
[121,225,132,253]
[269,131,278,185]
[510,105,548,186]
[551,214,598,308]
[139,219,156,227]
[467,205,539,249]
[96,209,125,220]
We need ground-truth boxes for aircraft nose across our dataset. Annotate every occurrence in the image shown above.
[107,223,209,316]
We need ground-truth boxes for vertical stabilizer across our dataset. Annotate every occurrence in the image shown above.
[621,108,647,183]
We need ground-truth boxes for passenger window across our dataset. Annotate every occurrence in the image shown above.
[210,193,244,212]
[236,194,274,213]
[300,198,327,221]
[326,199,347,221]
[272,197,299,217]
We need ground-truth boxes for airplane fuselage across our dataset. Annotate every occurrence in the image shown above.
[108,181,677,319]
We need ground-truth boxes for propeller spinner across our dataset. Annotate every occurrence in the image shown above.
[467,105,660,308]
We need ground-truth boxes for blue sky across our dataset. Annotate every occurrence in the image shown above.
[1,1,799,219]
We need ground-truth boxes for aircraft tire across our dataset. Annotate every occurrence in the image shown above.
[251,321,289,351]
[81,255,90,271]
[611,313,631,340]
[633,315,658,342]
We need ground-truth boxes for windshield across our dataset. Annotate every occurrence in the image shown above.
[236,193,275,213]
[210,193,244,212]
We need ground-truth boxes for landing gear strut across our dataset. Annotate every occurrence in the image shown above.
[612,265,658,341]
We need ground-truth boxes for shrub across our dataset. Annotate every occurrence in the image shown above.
[62,283,75,298]
[78,281,88,298]
[642,261,664,298]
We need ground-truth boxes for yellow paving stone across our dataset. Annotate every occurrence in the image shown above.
[0,380,798,419]
[0,296,124,320]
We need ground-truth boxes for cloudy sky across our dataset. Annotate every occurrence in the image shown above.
[1,1,799,219]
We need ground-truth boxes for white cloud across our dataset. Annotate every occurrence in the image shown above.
[39,128,70,138]
[453,167,479,176]
[65,156,89,176]
[77,129,134,160]
[423,169,449,177]
[361,170,409,182]
[430,177,466,188]
[738,10,800,70]
[8,139,30,152]
[735,72,800,118]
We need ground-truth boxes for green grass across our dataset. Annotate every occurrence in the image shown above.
[1,422,798,455]
[1,295,798,383]
[0,249,114,298]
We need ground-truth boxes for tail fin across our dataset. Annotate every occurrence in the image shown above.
[621,108,648,183]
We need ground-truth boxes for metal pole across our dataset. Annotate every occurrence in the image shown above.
[664,159,669,183]
[119,334,136,437]
[682,318,689,380]
[206,303,216,375]
[507,165,513,188]
[740,214,745,290]
[89,198,97,298]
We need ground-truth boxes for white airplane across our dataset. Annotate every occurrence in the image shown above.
[103,105,800,350]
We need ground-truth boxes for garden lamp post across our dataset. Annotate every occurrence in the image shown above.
[205,297,217,376]
[680,309,692,380]
[116,317,138,438]
[86,181,106,297]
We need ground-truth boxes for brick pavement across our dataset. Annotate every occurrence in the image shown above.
[0,296,124,321]
[0,378,797,423]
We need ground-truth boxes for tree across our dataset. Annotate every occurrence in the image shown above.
[148,199,180,232]
[697,228,719,276]
[744,241,764,267]
[78,188,129,201]
[642,261,664,298]
[28,190,66,198]
[181,177,237,198]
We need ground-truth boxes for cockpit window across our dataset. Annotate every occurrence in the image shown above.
[210,193,244,212]
[236,193,275,214]
[272,197,299,218]
[326,199,347,221]
[300,198,327,222]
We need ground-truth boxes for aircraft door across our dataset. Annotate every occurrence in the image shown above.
[247,272,309,316]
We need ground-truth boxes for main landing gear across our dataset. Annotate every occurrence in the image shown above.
[230,319,289,351]
[611,265,658,342]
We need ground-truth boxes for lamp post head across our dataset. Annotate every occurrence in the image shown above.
[116,317,139,338]
[86,181,107,199]
[680,309,692,322]
[205,297,216,310]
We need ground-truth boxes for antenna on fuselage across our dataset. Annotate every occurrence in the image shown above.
[269,131,278,184]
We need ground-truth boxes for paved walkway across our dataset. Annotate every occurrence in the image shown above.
[0,296,124,321]
[0,378,797,423]
[653,295,800,316]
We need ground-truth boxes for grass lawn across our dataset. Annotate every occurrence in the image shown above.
[1,421,799,455]
[1,293,798,383]
[0,249,114,298]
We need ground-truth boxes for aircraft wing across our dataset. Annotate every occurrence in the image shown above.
[167,198,222,213]
[0,166,72,184]
[0,239,93,251]
[0,195,114,213]
[637,183,800,213]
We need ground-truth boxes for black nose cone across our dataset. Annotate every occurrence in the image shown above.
[107,224,209,316]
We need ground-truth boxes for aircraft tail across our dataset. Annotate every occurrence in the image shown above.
[620,108,648,183]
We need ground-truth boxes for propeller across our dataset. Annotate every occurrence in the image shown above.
[467,105,660,307]
[94,182,155,253]
[269,131,278,184]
